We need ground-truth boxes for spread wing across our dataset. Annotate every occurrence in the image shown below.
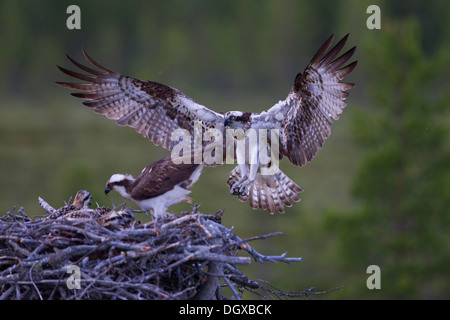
[266,34,357,167]
[57,50,224,151]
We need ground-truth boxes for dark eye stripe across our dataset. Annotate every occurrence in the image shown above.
[113,180,129,187]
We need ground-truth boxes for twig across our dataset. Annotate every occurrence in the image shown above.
[38,197,56,214]
[29,263,43,300]
[222,276,242,300]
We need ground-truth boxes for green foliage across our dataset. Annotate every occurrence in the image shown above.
[325,18,450,298]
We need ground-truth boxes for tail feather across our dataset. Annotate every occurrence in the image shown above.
[274,176,293,207]
[258,183,269,211]
[259,182,275,214]
[227,165,303,214]
[248,182,259,210]
[272,188,286,213]
[279,171,303,202]
[182,195,193,204]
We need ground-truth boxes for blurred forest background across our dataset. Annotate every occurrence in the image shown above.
[0,0,449,299]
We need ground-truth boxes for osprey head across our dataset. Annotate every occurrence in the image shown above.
[105,173,134,197]
[224,111,252,129]
[72,190,92,209]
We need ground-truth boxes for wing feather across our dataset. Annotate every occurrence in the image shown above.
[56,50,224,151]
[130,157,200,200]
[269,34,357,167]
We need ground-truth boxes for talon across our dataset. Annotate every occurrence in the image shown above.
[238,185,247,196]
[230,178,253,196]
[231,185,241,195]
[231,180,251,196]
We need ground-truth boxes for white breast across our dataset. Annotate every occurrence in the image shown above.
[137,185,192,218]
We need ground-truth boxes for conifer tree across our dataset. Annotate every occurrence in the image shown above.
[326,19,450,298]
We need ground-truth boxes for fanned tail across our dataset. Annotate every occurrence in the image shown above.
[227,165,303,214]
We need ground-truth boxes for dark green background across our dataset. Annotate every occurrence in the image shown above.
[1,0,448,299]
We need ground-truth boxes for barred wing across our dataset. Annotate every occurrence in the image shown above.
[57,50,224,151]
[269,34,357,167]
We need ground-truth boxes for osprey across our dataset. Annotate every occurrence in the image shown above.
[71,189,92,210]
[57,34,357,214]
[39,190,135,229]
[39,189,92,220]
[104,156,203,219]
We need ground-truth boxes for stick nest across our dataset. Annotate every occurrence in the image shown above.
[0,192,304,300]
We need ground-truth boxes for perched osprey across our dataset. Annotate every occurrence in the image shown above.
[104,156,203,219]
[57,34,357,214]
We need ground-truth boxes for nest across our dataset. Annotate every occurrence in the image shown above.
[0,191,305,300]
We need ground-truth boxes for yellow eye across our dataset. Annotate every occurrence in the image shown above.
[230,116,236,120]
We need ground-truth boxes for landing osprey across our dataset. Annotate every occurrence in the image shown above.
[104,156,203,219]
[57,34,357,214]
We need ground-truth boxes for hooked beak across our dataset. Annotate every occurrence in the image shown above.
[224,118,232,128]
[104,186,112,195]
